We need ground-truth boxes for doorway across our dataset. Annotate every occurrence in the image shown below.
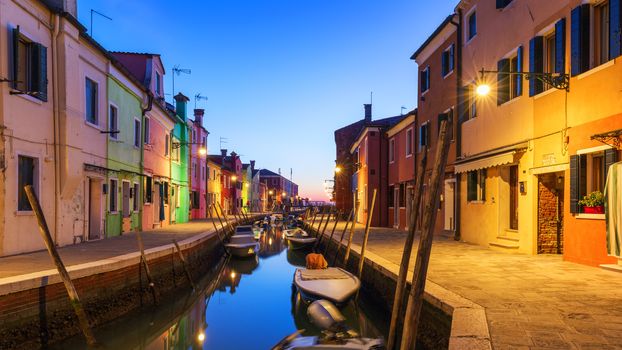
[444,179,455,231]
[405,186,413,230]
[537,173,564,254]
[154,182,162,226]
[394,187,400,228]
[509,165,519,230]
[88,178,103,240]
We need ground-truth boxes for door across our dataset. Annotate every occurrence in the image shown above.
[122,181,130,218]
[394,187,400,228]
[154,182,161,224]
[88,178,102,240]
[509,166,519,230]
[171,185,177,223]
[537,173,564,254]
[444,180,455,231]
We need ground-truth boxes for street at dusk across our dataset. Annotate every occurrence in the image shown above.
[1,0,622,349]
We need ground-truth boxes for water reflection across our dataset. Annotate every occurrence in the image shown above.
[54,226,387,350]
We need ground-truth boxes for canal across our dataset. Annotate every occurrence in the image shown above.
[53,224,388,349]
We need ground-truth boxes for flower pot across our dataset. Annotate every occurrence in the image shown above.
[583,206,604,214]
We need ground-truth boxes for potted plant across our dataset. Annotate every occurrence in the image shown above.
[578,191,605,214]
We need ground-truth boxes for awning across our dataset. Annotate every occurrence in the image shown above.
[454,151,516,174]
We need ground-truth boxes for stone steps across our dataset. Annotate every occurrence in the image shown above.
[489,236,520,250]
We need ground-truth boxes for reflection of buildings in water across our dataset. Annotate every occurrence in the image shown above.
[152,290,208,350]
[258,230,287,258]
[286,248,307,267]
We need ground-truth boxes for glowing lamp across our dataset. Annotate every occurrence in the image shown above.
[335,166,342,173]
[197,332,205,342]
[230,271,236,279]
[198,147,207,156]
[268,190,274,195]
[282,192,287,197]
[231,175,237,182]
[476,84,491,96]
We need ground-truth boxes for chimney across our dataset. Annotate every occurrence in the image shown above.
[221,149,227,158]
[174,93,190,120]
[364,104,372,123]
[43,0,77,17]
[250,160,256,171]
[194,109,204,126]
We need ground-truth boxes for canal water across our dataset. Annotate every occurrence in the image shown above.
[54,225,388,349]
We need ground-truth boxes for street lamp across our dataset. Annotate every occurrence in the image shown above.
[475,67,570,96]
[268,190,274,195]
[282,192,287,197]
[335,166,342,174]
[172,141,207,156]
[231,175,237,182]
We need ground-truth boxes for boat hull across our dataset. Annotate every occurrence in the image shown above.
[293,267,361,306]
[225,243,260,258]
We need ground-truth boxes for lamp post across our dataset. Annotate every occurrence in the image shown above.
[475,67,570,95]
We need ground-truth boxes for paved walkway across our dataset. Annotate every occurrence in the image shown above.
[0,218,236,279]
[317,221,622,350]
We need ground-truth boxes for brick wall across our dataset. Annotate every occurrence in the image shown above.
[538,174,563,254]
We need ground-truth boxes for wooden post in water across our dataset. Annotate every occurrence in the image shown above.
[324,210,341,255]
[315,207,326,235]
[172,240,197,290]
[400,119,452,350]
[316,207,333,250]
[24,185,98,348]
[135,230,158,304]
[216,202,230,230]
[386,151,428,350]
[309,207,318,230]
[332,207,353,266]
[342,203,359,268]
[214,203,227,234]
[208,204,223,242]
[357,189,377,280]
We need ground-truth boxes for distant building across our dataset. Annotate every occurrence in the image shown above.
[188,108,209,219]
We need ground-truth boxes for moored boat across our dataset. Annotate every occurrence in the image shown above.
[284,228,316,250]
[293,267,361,306]
[225,234,260,258]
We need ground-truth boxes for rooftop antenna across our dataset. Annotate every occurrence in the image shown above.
[194,93,208,109]
[219,137,228,150]
[370,91,373,105]
[401,106,406,115]
[172,65,191,105]
[90,9,112,37]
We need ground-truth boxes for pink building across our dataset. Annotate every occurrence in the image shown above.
[189,109,209,219]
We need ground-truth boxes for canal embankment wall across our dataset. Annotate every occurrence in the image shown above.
[0,216,260,349]
[307,223,492,350]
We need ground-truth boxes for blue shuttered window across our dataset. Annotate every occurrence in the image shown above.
[497,58,510,105]
[610,0,622,58]
[555,18,566,74]
[571,5,590,76]
[529,36,544,96]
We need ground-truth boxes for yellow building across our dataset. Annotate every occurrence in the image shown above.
[207,159,222,217]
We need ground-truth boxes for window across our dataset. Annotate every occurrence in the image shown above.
[133,183,140,211]
[155,72,162,96]
[544,32,556,91]
[193,161,197,178]
[595,1,610,66]
[509,50,522,99]
[420,66,430,93]
[496,0,513,9]
[202,166,206,180]
[466,85,477,120]
[144,117,150,144]
[134,119,141,147]
[163,182,169,205]
[165,134,170,157]
[438,111,453,141]
[497,47,523,104]
[17,155,38,211]
[388,185,394,206]
[530,19,565,95]
[441,44,455,77]
[406,129,413,156]
[570,148,618,213]
[192,191,200,209]
[172,137,180,161]
[467,169,486,202]
[12,27,47,101]
[144,176,152,203]
[389,138,395,163]
[399,183,406,208]
[202,136,207,146]
[85,78,98,125]
[419,123,429,150]
[109,179,118,212]
[467,10,477,40]
[109,105,118,139]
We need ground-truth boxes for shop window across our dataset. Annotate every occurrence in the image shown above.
[467,169,486,202]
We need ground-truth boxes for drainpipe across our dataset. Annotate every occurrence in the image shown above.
[452,10,463,241]
[52,13,61,244]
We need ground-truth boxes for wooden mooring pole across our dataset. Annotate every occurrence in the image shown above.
[172,239,197,290]
[342,203,359,268]
[332,207,353,266]
[324,210,341,255]
[208,204,223,242]
[309,207,318,230]
[357,189,377,281]
[135,230,158,305]
[387,151,428,350]
[400,119,452,350]
[315,207,333,251]
[214,203,227,234]
[216,202,230,231]
[24,185,98,347]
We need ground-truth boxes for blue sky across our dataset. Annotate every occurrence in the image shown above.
[77,0,457,200]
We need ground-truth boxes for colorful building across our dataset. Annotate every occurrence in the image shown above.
[242,163,252,212]
[412,14,459,237]
[170,94,190,224]
[386,110,417,230]
[189,108,209,219]
[207,158,222,216]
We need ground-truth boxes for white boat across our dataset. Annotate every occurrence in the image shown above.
[235,225,254,235]
[285,228,316,250]
[225,234,260,258]
[293,267,361,306]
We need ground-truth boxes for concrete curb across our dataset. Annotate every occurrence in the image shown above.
[344,241,492,350]
[0,228,218,297]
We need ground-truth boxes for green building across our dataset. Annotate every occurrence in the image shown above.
[170,94,190,224]
[105,75,143,236]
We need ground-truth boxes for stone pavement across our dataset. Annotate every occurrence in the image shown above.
[0,218,234,279]
[319,221,622,350]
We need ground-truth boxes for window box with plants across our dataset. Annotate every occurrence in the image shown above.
[578,191,604,214]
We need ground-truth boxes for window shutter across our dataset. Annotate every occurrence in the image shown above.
[611,0,622,59]
[12,26,20,90]
[555,18,566,74]
[516,45,524,96]
[570,155,579,213]
[571,5,590,76]
[604,149,619,182]
[34,43,48,102]
[497,58,510,105]
[529,36,544,96]
[457,85,469,124]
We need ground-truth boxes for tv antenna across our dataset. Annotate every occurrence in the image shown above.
[194,93,209,109]
[401,106,407,115]
[172,65,191,105]
[219,137,228,150]
[90,9,112,37]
